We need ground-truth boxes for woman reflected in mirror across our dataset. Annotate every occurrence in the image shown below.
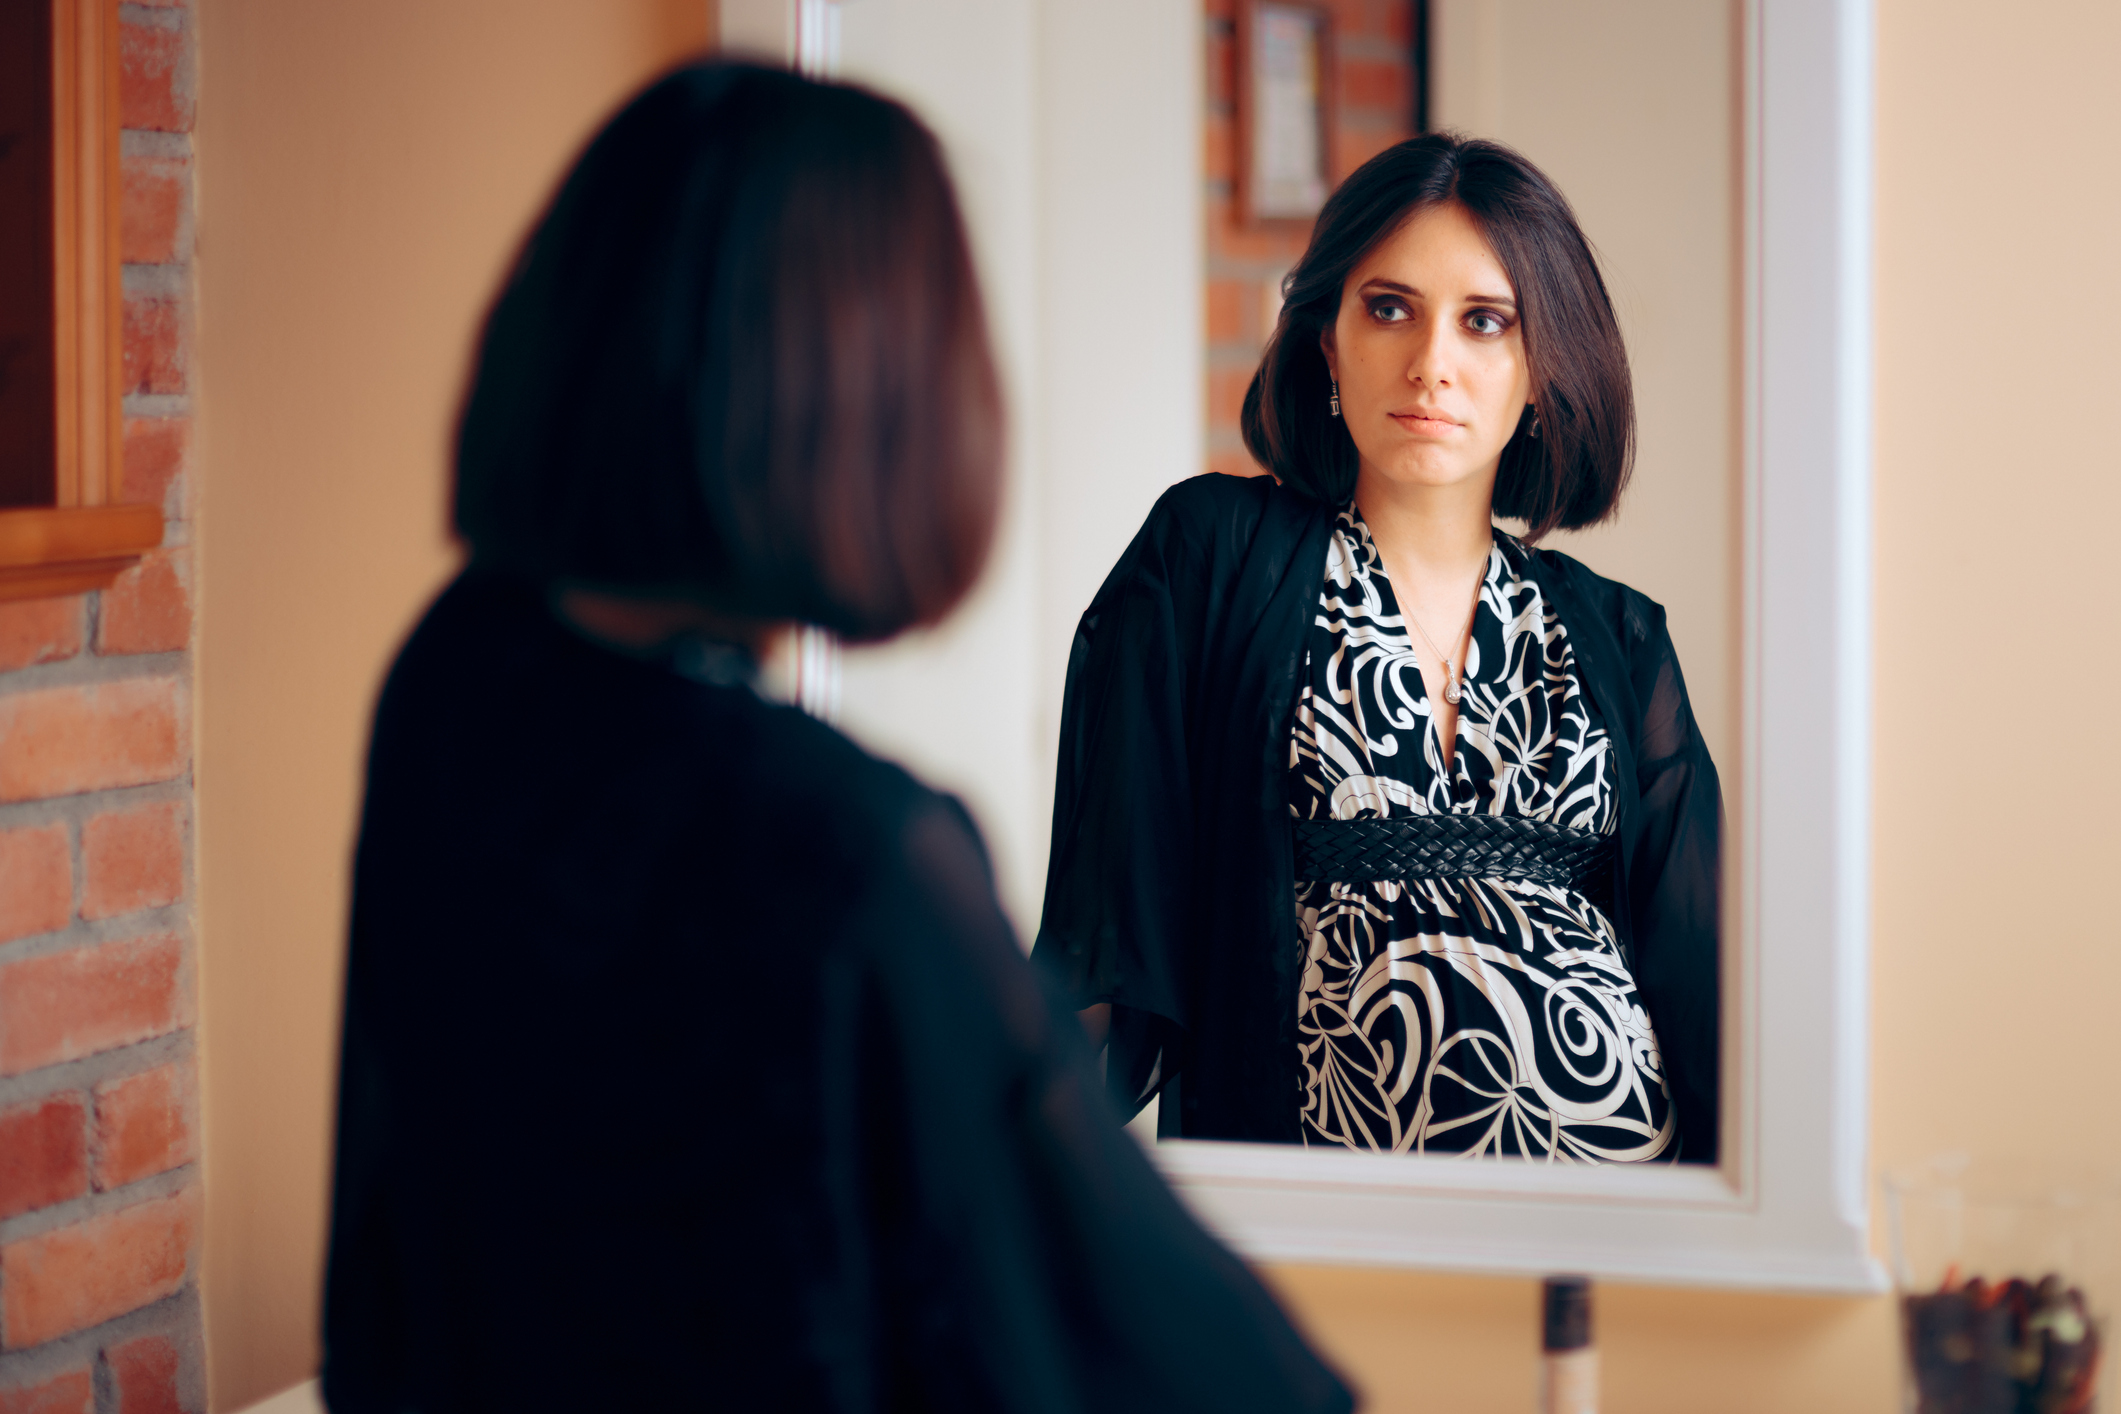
[1035,134,1721,1164]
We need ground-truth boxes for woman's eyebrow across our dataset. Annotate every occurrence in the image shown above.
[1357,277,1517,309]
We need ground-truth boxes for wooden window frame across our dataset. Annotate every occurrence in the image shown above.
[0,0,163,603]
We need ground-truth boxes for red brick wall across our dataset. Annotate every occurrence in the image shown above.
[1204,0,1420,475]
[0,1,202,1409]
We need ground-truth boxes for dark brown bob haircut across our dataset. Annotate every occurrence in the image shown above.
[1241,132,1633,541]
[454,63,1001,642]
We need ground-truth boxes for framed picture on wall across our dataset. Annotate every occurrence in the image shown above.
[1237,0,1335,224]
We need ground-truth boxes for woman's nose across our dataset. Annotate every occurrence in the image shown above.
[1404,317,1453,387]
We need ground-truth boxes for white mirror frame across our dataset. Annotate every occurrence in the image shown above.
[1153,0,1883,1293]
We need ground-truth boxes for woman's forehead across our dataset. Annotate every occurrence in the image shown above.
[1349,203,1514,299]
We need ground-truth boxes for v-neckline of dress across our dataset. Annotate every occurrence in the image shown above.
[1342,506,1501,803]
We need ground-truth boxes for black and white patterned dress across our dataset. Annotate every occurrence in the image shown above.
[1291,508,1677,1162]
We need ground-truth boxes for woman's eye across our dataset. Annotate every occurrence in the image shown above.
[1368,301,1409,323]
[1466,310,1508,336]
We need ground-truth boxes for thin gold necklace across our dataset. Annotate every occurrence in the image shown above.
[1402,552,1488,706]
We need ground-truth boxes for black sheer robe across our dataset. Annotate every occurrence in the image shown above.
[322,571,1354,1414]
[1031,474,1722,1160]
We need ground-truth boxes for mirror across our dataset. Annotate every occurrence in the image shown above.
[796,0,1874,1290]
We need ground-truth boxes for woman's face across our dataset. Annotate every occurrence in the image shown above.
[1320,201,1532,501]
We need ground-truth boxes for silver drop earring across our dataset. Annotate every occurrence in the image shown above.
[1528,407,1541,439]
[1329,376,1341,418]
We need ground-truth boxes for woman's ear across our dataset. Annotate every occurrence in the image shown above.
[1318,325,1337,380]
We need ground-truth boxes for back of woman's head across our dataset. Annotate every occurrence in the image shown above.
[1242,132,1632,540]
[455,63,1001,642]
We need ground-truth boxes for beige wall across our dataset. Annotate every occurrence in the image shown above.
[190,4,705,1407]
[1259,0,2121,1408]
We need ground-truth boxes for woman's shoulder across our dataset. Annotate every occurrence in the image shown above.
[1151,470,1319,529]
[1517,540,1673,651]
[1129,473,1333,577]
[751,699,1013,913]
[386,569,950,848]
[723,688,947,840]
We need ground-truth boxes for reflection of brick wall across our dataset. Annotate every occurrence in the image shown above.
[0,1,203,1409]
[1204,0,1418,476]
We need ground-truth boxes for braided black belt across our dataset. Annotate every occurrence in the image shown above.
[1291,814,1615,891]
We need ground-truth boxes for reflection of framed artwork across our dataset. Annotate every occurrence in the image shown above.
[1237,0,1334,225]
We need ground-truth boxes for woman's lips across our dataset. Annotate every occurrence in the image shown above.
[1389,412,1459,434]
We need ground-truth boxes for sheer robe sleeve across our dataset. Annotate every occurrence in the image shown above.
[1616,596,1724,1164]
[862,795,1353,1414]
[1031,495,1203,1120]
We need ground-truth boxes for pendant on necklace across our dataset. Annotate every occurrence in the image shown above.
[1443,661,1463,706]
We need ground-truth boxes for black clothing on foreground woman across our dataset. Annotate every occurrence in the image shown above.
[322,60,1352,1414]
[322,571,1353,1413]
[1031,472,1720,1158]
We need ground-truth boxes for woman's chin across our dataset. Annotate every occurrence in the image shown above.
[1355,454,1498,499]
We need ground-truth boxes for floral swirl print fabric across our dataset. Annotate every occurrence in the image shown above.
[1291,507,1677,1162]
